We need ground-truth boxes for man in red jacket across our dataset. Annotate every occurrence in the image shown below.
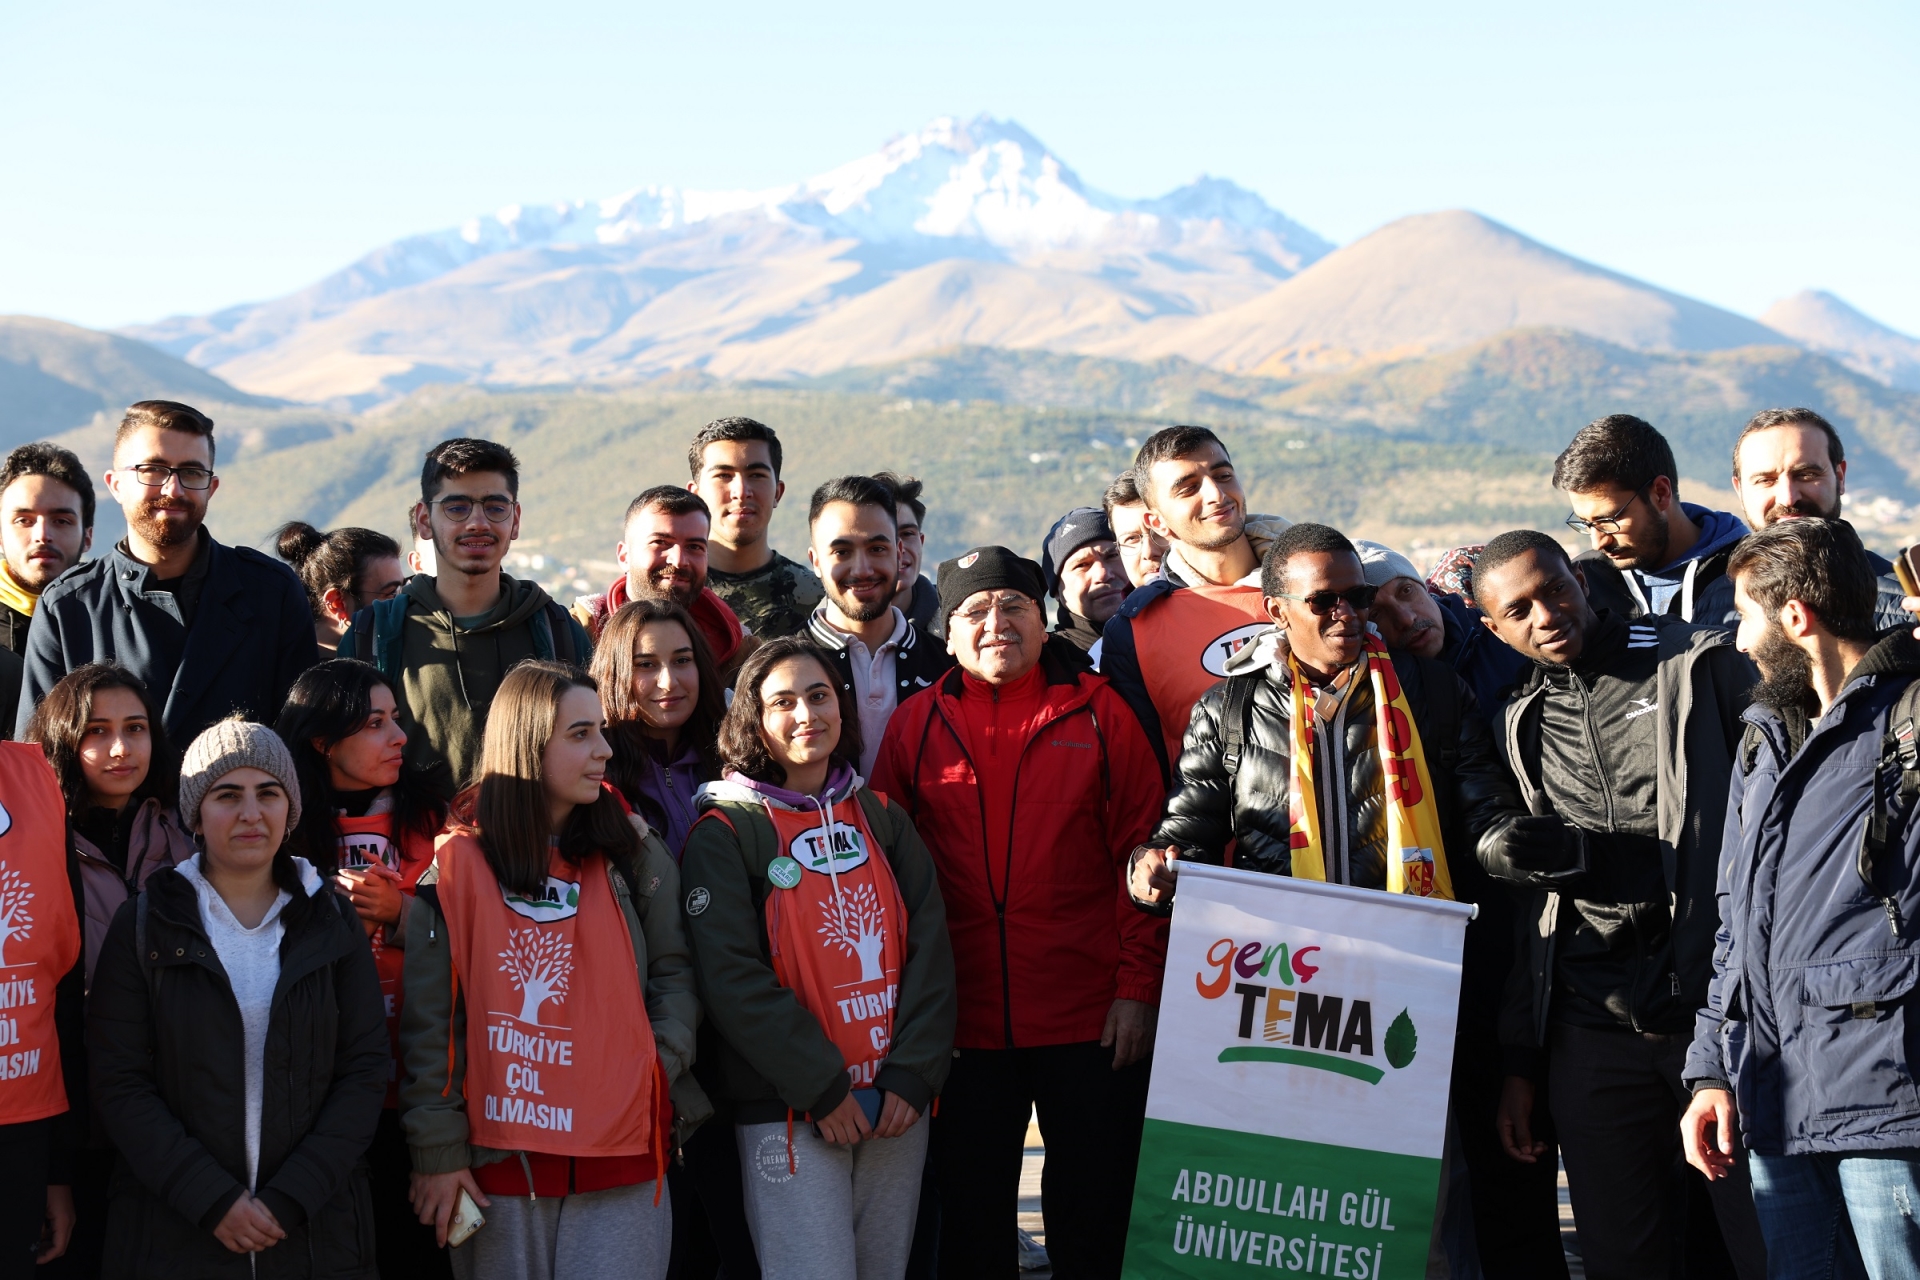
[873,546,1168,1280]
[570,485,747,674]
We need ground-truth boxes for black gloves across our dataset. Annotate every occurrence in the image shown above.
[1498,815,1585,877]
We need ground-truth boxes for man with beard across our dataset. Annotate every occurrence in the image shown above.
[339,437,590,797]
[1731,405,1916,629]
[0,444,94,730]
[804,475,953,777]
[1103,470,1167,589]
[876,471,943,641]
[689,416,823,638]
[1471,530,1765,1280]
[1098,427,1291,779]
[1038,506,1128,663]
[1130,523,1564,1277]
[571,485,746,673]
[1681,518,1920,1277]
[18,402,320,742]
[1555,414,1749,626]
[1359,539,1528,716]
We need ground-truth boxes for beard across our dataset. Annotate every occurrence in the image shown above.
[1174,507,1246,552]
[832,574,896,623]
[127,498,202,549]
[1620,506,1671,571]
[1764,494,1843,525]
[1750,620,1816,712]
[640,566,703,605]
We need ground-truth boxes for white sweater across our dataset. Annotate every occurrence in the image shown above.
[179,854,321,1192]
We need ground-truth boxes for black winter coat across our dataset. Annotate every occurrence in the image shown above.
[86,866,388,1279]
[1152,645,1516,893]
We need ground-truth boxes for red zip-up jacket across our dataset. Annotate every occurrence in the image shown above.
[872,640,1168,1049]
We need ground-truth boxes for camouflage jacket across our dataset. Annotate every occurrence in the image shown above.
[707,550,824,639]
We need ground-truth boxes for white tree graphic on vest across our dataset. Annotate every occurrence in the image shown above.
[0,863,32,966]
[818,884,887,982]
[497,928,573,1026]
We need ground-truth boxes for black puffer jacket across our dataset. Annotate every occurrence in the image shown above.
[86,865,388,1279]
[1150,634,1517,892]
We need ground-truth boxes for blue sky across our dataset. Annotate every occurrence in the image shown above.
[3,1,1916,334]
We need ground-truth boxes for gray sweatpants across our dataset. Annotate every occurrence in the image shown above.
[449,1178,672,1280]
[736,1117,929,1280]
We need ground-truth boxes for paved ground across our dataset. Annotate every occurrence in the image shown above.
[1019,1121,1586,1278]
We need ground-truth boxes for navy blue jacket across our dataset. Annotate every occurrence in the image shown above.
[17,536,320,745]
[1685,630,1920,1155]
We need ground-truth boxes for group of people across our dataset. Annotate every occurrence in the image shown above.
[0,396,1915,1280]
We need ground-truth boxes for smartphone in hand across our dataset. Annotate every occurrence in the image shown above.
[1894,545,1920,600]
[448,1189,486,1248]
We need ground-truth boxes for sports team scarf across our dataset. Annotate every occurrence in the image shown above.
[1285,634,1455,899]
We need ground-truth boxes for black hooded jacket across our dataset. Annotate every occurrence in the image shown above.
[86,865,388,1279]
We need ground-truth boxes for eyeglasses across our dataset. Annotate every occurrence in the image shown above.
[952,593,1036,627]
[1274,585,1378,616]
[124,463,215,490]
[430,497,516,524]
[1565,488,1646,536]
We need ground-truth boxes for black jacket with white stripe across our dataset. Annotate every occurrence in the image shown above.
[1477,611,1756,1072]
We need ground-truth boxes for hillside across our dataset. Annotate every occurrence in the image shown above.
[192,330,1920,597]
[1762,290,1920,392]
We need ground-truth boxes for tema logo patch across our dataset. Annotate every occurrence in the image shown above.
[502,875,581,923]
[788,821,870,874]
[1198,936,1417,1084]
[1200,623,1272,677]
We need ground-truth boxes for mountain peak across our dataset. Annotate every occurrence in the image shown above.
[1763,290,1920,390]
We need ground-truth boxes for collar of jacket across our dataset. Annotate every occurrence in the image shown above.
[108,529,212,594]
[1160,514,1293,590]
[807,605,918,657]
[139,856,352,994]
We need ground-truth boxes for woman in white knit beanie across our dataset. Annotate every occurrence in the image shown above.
[86,715,388,1275]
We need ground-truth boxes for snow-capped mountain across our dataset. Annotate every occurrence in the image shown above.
[126,115,1331,403]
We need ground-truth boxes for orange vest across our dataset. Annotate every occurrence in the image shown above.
[0,743,80,1126]
[335,814,435,1107]
[757,797,908,1092]
[435,833,662,1158]
[1130,582,1271,763]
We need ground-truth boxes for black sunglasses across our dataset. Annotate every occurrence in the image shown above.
[1274,585,1378,616]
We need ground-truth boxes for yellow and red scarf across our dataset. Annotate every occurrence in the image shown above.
[1284,634,1454,899]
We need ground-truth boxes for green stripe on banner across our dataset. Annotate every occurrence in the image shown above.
[1121,1117,1440,1278]
[1218,1046,1387,1084]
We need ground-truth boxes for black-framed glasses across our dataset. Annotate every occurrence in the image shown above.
[1565,488,1646,536]
[951,593,1036,628]
[125,463,215,490]
[1274,585,1378,616]
[430,496,516,524]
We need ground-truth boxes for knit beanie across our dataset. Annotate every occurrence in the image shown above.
[1039,507,1114,601]
[1355,540,1423,590]
[179,717,303,833]
[936,546,1049,623]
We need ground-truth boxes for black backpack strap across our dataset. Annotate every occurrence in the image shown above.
[1739,722,1766,779]
[1219,674,1259,844]
[544,601,580,666]
[1860,678,1920,937]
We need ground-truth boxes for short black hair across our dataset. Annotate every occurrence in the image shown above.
[1133,426,1227,487]
[421,437,519,503]
[624,485,709,527]
[0,442,95,531]
[1103,469,1144,514]
[1472,530,1575,611]
[808,475,898,530]
[1551,414,1677,498]
[116,400,216,466]
[1260,522,1357,597]
[872,471,926,526]
[1728,517,1878,643]
[1732,407,1845,478]
[688,416,783,481]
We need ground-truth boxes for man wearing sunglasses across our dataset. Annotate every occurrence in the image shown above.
[339,437,590,797]
[17,401,320,743]
[1556,414,1748,627]
[1128,522,1546,1274]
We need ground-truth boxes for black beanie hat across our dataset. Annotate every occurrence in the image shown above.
[936,546,1048,622]
[1039,506,1114,600]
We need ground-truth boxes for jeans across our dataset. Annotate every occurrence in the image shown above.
[1749,1151,1920,1280]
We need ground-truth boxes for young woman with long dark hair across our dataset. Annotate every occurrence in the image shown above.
[87,718,388,1275]
[277,657,452,1277]
[400,662,701,1280]
[680,636,956,1279]
[589,598,725,856]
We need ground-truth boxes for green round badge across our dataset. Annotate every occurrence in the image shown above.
[767,857,804,890]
